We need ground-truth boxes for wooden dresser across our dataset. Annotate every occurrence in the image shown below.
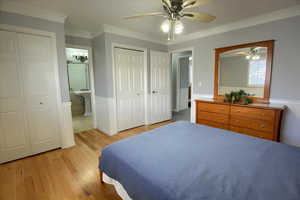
[195,99,286,142]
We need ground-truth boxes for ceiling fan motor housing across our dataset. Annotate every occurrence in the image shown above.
[171,0,184,12]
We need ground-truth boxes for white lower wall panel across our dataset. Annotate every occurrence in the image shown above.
[60,102,75,148]
[95,96,118,136]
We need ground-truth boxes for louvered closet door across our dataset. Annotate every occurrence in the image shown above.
[0,31,31,163]
[115,48,145,131]
[18,33,60,154]
[150,51,171,124]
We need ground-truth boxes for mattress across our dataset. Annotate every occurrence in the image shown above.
[99,121,300,200]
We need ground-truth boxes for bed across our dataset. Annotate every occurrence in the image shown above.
[99,121,300,200]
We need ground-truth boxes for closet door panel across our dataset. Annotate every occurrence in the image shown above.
[18,33,61,154]
[0,30,31,163]
[115,48,145,131]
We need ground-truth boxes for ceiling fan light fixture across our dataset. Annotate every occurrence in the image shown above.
[253,55,260,60]
[174,20,184,34]
[161,19,170,33]
[246,55,251,60]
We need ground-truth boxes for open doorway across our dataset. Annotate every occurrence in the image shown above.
[171,50,193,121]
[65,46,96,133]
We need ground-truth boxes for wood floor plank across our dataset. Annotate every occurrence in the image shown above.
[0,121,173,200]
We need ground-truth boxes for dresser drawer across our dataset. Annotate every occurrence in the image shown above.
[197,111,229,124]
[230,116,274,133]
[198,119,229,130]
[231,106,275,121]
[230,126,274,141]
[197,102,230,114]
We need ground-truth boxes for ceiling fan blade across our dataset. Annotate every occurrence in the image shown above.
[124,12,165,19]
[182,0,212,9]
[182,11,216,22]
[161,0,171,8]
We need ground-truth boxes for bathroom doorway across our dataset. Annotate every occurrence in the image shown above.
[171,49,193,122]
[66,46,96,133]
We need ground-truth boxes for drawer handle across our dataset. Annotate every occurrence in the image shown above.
[260,124,265,128]
[235,110,241,113]
[261,113,265,116]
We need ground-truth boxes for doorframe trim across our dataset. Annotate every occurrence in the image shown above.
[111,43,148,132]
[0,24,67,148]
[169,47,195,121]
[65,44,97,129]
[176,54,191,112]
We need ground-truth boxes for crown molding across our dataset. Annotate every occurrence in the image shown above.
[168,5,300,45]
[65,28,93,39]
[92,24,166,45]
[0,1,67,23]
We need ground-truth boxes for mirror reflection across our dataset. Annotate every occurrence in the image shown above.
[218,46,267,98]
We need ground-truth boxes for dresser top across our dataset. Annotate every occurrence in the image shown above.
[195,98,287,110]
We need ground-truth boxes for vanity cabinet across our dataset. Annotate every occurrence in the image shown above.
[196,100,285,141]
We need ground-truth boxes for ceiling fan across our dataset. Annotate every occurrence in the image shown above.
[124,0,216,40]
[234,47,264,60]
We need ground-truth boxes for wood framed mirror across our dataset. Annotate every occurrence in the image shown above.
[214,40,274,103]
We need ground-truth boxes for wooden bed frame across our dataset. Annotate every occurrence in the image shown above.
[99,169,104,184]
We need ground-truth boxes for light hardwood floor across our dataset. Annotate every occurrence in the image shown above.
[0,121,173,200]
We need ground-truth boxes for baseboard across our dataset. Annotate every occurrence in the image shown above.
[60,102,75,148]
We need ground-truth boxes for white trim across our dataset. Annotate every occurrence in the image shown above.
[170,47,194,121]
[176,54,191,112]
[168,5,300,45]
[112,43,149,132]
[92,24,165,45]
[0,24,56,38]
[0,1,67,23]
[65,29,93,39]
[0,24,75,148]
[65,44,97,129]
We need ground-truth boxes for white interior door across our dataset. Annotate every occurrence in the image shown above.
[115,48,145,131]
[150,51,171,124]
[0,31,31,163]
[18,33,60,154]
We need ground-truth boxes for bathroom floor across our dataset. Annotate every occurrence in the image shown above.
[72,115,94,133]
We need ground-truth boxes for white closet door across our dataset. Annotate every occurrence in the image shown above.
[0,31,31,163]
[18,33,60,154]
[150,51,171,124]
[115,48,145,131]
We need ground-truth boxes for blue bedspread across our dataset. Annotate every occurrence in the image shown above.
[99,121,300,200]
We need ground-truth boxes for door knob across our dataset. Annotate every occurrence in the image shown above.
[40,102,43,105]
[152,91,157,94]
[137,93,140,96]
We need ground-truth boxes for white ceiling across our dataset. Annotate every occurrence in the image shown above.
[1,0,300,40]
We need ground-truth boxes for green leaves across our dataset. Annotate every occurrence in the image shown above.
[224,90,253,105]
